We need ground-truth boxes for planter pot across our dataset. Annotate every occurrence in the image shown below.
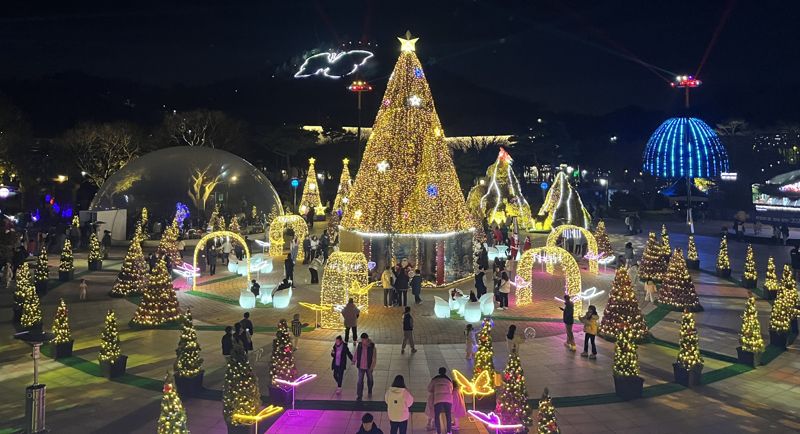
[769,330,788,349]
[741,278,756,289]
[716,268,731,278]
[736,346,761,367]
[35,281,48,297]
[226,423,252,434]
[99,355,128,378]
[686,259,700,270]
[59,270,74,282]
[88,260,103,271]
[613,375,643,400]
[53,340,74,359]
[175,370,205,397]
[765,289,777,301]
[673,363,703,387]
[268,385,292,407]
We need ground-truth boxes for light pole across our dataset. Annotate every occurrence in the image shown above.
[672,75,702,233]
[348,80,373,166]
[599,178,609,207]
[15,328,54,434]
[290,178,299,213]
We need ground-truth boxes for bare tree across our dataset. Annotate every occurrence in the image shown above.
[715,119,749,136]
[188,166,222,213]
[162,109,245,151]
[63,122,140,187]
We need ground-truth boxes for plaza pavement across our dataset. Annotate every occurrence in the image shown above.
[0,217,798,433]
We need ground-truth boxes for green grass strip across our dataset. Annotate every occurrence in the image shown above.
[196,274,243,286]
[490,315,563,323]
[644,305,672,328]
[184,290,272,308]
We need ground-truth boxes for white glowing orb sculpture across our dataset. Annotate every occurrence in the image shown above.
[239,290,256,309]
[434,296,450,319]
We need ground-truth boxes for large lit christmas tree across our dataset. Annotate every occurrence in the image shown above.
[473,318,495,379]
[658,249,703,312]
[270,319,297,386]
[131,259,180,327]
[535,388,560,434]
[764,256,779,298]
[599,268,649,342]
[716,235,731,277]
[174,309,203,378]
[638,232,665,282]
[223,345,261,425]
[59,239,74,275]
[534,171,591,230]
[111,228,149,297]
[51,298,73,344]
[467,148,532,228]
[340,33,471,235]
[676,311,703,370]
[686,235,699,269]
[770,265,795,335]
[332,158,353,214]
[742,244,757,288]
[99,309,122,363]
[298,158,325,216]
[158,374,189,434]
[612,329,640,378]
[593,220,613,258]
[739,295,765,354]
[495,350,533,430]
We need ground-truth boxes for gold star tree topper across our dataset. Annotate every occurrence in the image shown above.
[398,30,418,52]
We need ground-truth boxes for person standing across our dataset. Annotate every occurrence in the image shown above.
[291,313,307,350]
[354,333,377,401]
[624,242,635,265]
[79,278,88,301]
[309,252,323,284]
[208,247,217,276]
[474,267,487,299]
[464,324,476,369]
[233,323,251,354]
[222,238,232,265]
[580,305,599,359]
[497,271,511,310]
[401,306,417,354]
[410,269,423,304]
[240,312,254,352]
[506,324,523,354]
[221,326,234,359]
[381,265,395,307]
[393,263,410,307]
[341,298,360,344]
[330,335,353,394]
[476,244,489,271]
[290,236,299,262]
[559,294,576,351]
[101,230,112,259]
[385,375,414,434]
[302,236,312,265]
[284,253,294,284]
[250,279,260,298]
[644,279,658,303]
[428,367,454,434]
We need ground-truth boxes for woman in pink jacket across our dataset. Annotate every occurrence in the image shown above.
[427,367,454,434]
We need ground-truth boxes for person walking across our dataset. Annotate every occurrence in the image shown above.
[222,238,232,265]
[356,413,383,434]
[497,271,511,310]
[234,323,251,354]
[208,247,217,275]
[284,253,294,284]
[302,236,312,265]
[354,333,377,401]
[393,263,410,307]
[401,306,417,354]
[644,279,658,303]
[624,242,635,265]
[385,375,414,434]
[341,298,360,344]
[428,367,454,434]
[580,305,599,359]
[464,324,477,369]
[221,326,234,359]
[79,278,88,301]
[506,324,524,354]
[250,279,260,298]
[559,294,576,351]
[309,252,323,284]
[330,335,353,394]
[475,244,489,271]
[381,265,395,307]
[291,313,307,350]
[290,236,299,262]
[410,269,423,304]
[474,266,487,299]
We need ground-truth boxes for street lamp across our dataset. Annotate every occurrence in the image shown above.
[348,80,373,166]
[15,328,54,434]
[598,178,609,207]
[290,178,300,212]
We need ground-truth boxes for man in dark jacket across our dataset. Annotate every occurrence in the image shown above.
[302,237,312,264]
[356,413,383,434]
[393,264,410,307]
[559,294,576,351]
[250,279,260,297]
[475,267,487,298]
[410,269,423,304]
[284,253,294,284]
[208,248,217,275]
[221,326,233,358]
[354,333,377,401]
[401,306,417,354]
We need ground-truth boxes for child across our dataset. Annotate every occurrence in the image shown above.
[644,279,658,303]
[290,313,308,350]
[464,324,476,368]
[580,305,599,359]
[79,279,88,301]
[451,383,468,430]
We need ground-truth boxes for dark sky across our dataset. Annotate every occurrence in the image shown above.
[1,0,799,118]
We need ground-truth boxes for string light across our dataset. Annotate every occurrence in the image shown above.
[743,244,758,285]
[739,296,765,353]
[269,319,298,386]
[473,148,532,228]
[223,345,261,425]
[535,388,560,433]
[770,265,796,334]
[517,247,581,314]
[158,375,189,433]
[132,258,181,327]
[51,298,72,345]
[332,158,352,214]
[716,235,731,272]
[99,309,122,364]
[594,220,614,259]
[764,256,779,293]
[612,329,640,377]
[687,235,699,262]
[59,239,74,274]
[174,309,203,379]
[34,246,48,285]
[452,369,494,398]
[19,263,42,329]
[268,216,308,263]
[546,224,599,274]
[598,268,649,342]
[473,318,495,380]
[111,226,148,297]
[88,232,102,264]
[320,252,370,328]
[643,117,730,178]
[658,249,703,312]
[639,232,666,282]
[294,50,374,79]
[676,311,704,370]
[495,350,533,430]
[535,172,591,231]
[468,411,524,431]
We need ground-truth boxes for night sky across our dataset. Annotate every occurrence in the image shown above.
[1,1,799,122]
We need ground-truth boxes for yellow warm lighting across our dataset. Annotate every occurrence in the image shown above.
[452,369,494,397]
[535,172,591,231]
[349,280,378,296]
[546,224,599,274]
[233,405,283,424]
[517,246,582,316]
[398,33,419,52]
[192,231,250,291]
[320,252,370,328]
[333,158,353,213]
[268,215,308,262]
[300,158,325,216]
[299,302,332,312]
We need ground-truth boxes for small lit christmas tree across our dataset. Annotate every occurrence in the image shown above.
[612,329,640,378]
[716,235,731,277]
[20,271,43,329]
[660,224,671,268]
[88,231,102,264]
[495,351,533,430]
[593,220,613,258]
[599,268,649,342]
[215,215,227,232]
[742,244,757,288]
[770,265,795,335]
[35,246,49,284]
[72,215,80,231]
[59,239,74,275]
[638,232,665,282]
[208,205,220,230]
[13,263,34,322]
[676,311,703,370]
[686,235,699,269]
[229,216,241,234]
[51,298,73,344]
[535,388,560,434]
[333,158,353,214]
[222,344,261,425]
[270,319,297,386]
[658,249,703,312]
[111,228,149,297]
[299,158,325,216]
[141,207,149,228]
[739,295,765,354]
[99,309,122,363]
[157,218,182,266]
[764,256,779,298]
[251,205,258,221]
[473,318,495,379]
[157,374,189,434]
[131,259,181,327]
[174,309,203,378]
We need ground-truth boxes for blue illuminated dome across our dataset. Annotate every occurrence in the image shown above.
[642,117,729,178]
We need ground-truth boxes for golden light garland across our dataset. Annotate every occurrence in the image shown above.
[516,246,582,316]
[545,224,599,274]
[268,215,308,262]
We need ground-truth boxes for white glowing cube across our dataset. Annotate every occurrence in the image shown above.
[239,291,256,309]
[464,302,482,323]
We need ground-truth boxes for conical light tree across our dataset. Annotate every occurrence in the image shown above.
[13,263,34,320]
[51,299,73,345]
[332,158,353,214]
[676,311,703,370]
[687,235,699,264]
[535,171,591,230]
[99,309,122,363]
[174,309,203,378]
[599,268,649,342]
[215,215,227,232]
[771,265,795,334]
[340,33,471,235]
[716,235,731,275]
[739,295,765,354]
[742,244,757,287]
[35,246,49,285]
[59,239,74,273]
[157,374,189,434]
[495,350,533,430]
[660,224,671,270]
[270,319,297,386]
[298,158,325,216]
[20,268,42,329]
[594,220,613,258]
[88,232,102,263]
[764,256,779,295]
[467,147,532,228]
[536,388,560,434]
[658,249,703,312]
[229,216,241,234]
[222,344,261,425]
[473,317,495,379]
[612,329,640,378]
[131,259,180,327]
[111,228,149,297]
[638,232,665,282]
[156,218,182,266]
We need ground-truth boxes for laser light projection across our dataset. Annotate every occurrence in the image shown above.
[294,50,374,79]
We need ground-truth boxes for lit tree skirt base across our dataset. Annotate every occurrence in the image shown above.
[736,346,761,367]
[740,278,757,289]
[672,363,703,387]
[613,375,643,400]
[175,370,205,397]
[58,270,74,282]
[715,268,731,278]
[656,301,704,313]
[686,259,700,270]
[99,355,128,379]
[89,260,103,271]
[35,281,48,297]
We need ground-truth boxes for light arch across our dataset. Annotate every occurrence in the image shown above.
[517,246,582,318]
[268,214,309,262]
[546,224,598,274]
[192,230,251,291]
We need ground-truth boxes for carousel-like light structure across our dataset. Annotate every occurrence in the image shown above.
[642,117,729,179]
